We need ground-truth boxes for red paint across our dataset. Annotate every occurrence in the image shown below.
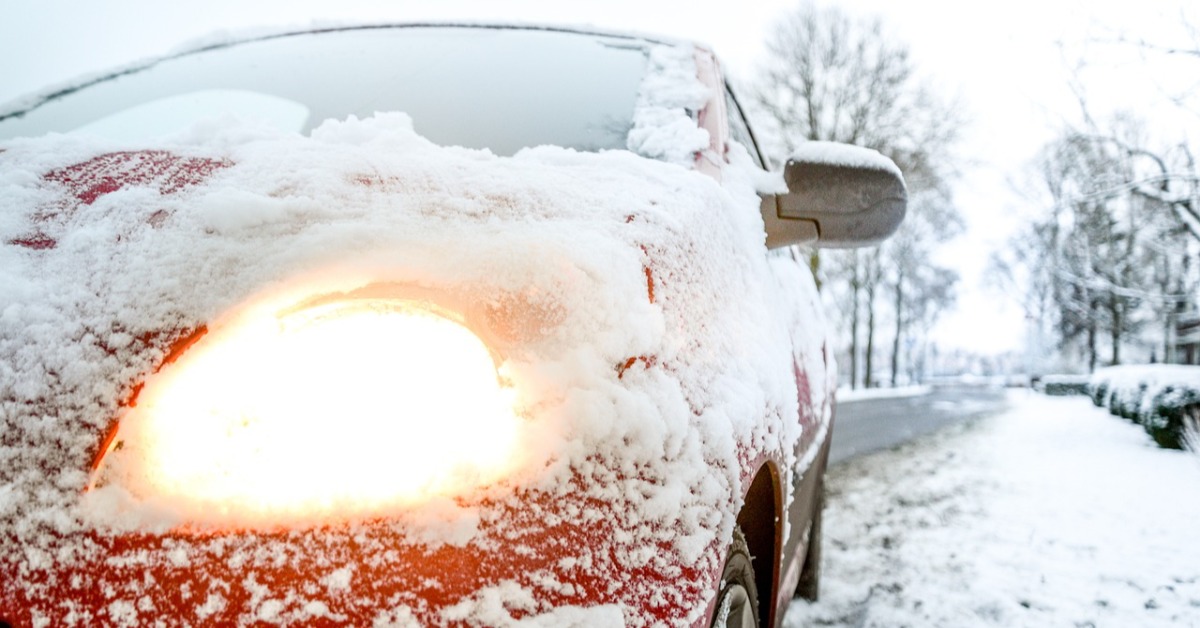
[7,151,231,249]
[644,265,656,304]
[1,478,718,627]
[617,355,657,379]
[7,234,57,250]
[793,360,820,456]
[44,150,231,207]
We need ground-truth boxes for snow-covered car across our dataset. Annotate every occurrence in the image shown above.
[0,24,905,628]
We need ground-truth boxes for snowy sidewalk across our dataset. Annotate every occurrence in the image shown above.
[786,391,1200,627]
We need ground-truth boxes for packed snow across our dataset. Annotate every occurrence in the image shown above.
[785,391,1200,627]
[786,141,903,177]
[0,35,831,627]
[626,44,714,167]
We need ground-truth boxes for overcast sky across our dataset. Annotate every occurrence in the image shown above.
[3,0,1197,356]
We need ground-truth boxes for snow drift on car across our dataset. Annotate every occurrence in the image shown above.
[0,52,831,626]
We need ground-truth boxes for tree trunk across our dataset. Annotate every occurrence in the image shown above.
[865,281,876,389]
[1087,300,1098,373]
[1165,310,1173,364]
[1109,296,1122,366]
[891,273,904,387]
[849,253,861,390]
[809,249,822,290]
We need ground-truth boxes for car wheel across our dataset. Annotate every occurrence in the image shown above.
[712,528,759,628]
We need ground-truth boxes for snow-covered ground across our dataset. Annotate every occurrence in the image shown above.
[786,391,1200,627]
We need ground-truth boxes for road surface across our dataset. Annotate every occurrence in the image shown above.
[829,383,1011,465]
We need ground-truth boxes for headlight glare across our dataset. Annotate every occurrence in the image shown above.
[97,296,522,527]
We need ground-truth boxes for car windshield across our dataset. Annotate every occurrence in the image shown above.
[0,26,651,155]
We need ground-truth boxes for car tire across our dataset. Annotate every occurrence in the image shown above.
[711,528,759,628]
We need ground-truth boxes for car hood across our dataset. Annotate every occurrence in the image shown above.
[0,114,812,626]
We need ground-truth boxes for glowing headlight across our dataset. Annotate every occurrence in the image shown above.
[98,297,522,527]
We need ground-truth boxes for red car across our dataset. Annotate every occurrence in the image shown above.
[0,24,904,628]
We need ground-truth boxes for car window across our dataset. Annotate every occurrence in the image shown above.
[70,90,311,141]
[0,27,649,156]
[724,86,766,169]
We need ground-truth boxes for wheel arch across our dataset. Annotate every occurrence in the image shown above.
[735,461,781,628]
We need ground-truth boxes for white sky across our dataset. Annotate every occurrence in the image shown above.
[2,0,1197,356]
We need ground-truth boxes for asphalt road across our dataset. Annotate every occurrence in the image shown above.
[829,383,1012,465]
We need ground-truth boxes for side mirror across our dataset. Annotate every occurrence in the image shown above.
[761,142,907,249]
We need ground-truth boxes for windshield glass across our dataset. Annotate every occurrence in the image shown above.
[0,26,650,155]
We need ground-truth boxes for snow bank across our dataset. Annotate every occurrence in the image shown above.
[0,39,827,627]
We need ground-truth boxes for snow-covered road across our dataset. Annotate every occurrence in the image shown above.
[786,391,1200,627]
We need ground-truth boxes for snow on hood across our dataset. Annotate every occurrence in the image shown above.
[0,35,834,626]
[0,103,818,621]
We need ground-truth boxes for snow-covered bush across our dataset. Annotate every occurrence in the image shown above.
[1089,378,1111,407]
[1144,384,1200,449]
[1040,374,1089,396]
[1088,365,1200,449]
[1116,382,1149,420]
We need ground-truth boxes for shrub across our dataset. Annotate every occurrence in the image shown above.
[1089,366,1200,449]
[1115,382,1148,421]
[1041,375,1089,396]
[1142,386,1200,450]
[1088,379,1109,407]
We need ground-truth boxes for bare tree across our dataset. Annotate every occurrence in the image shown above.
[862,249,882,389]
[752,1,964,387]
[989,8,1200,371]
[1111,9,1200,117]
[883,184,962,385]
[752,2,961,181]
[998,112,1199,371]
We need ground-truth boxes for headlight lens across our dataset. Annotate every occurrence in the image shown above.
[98,296,522,527]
